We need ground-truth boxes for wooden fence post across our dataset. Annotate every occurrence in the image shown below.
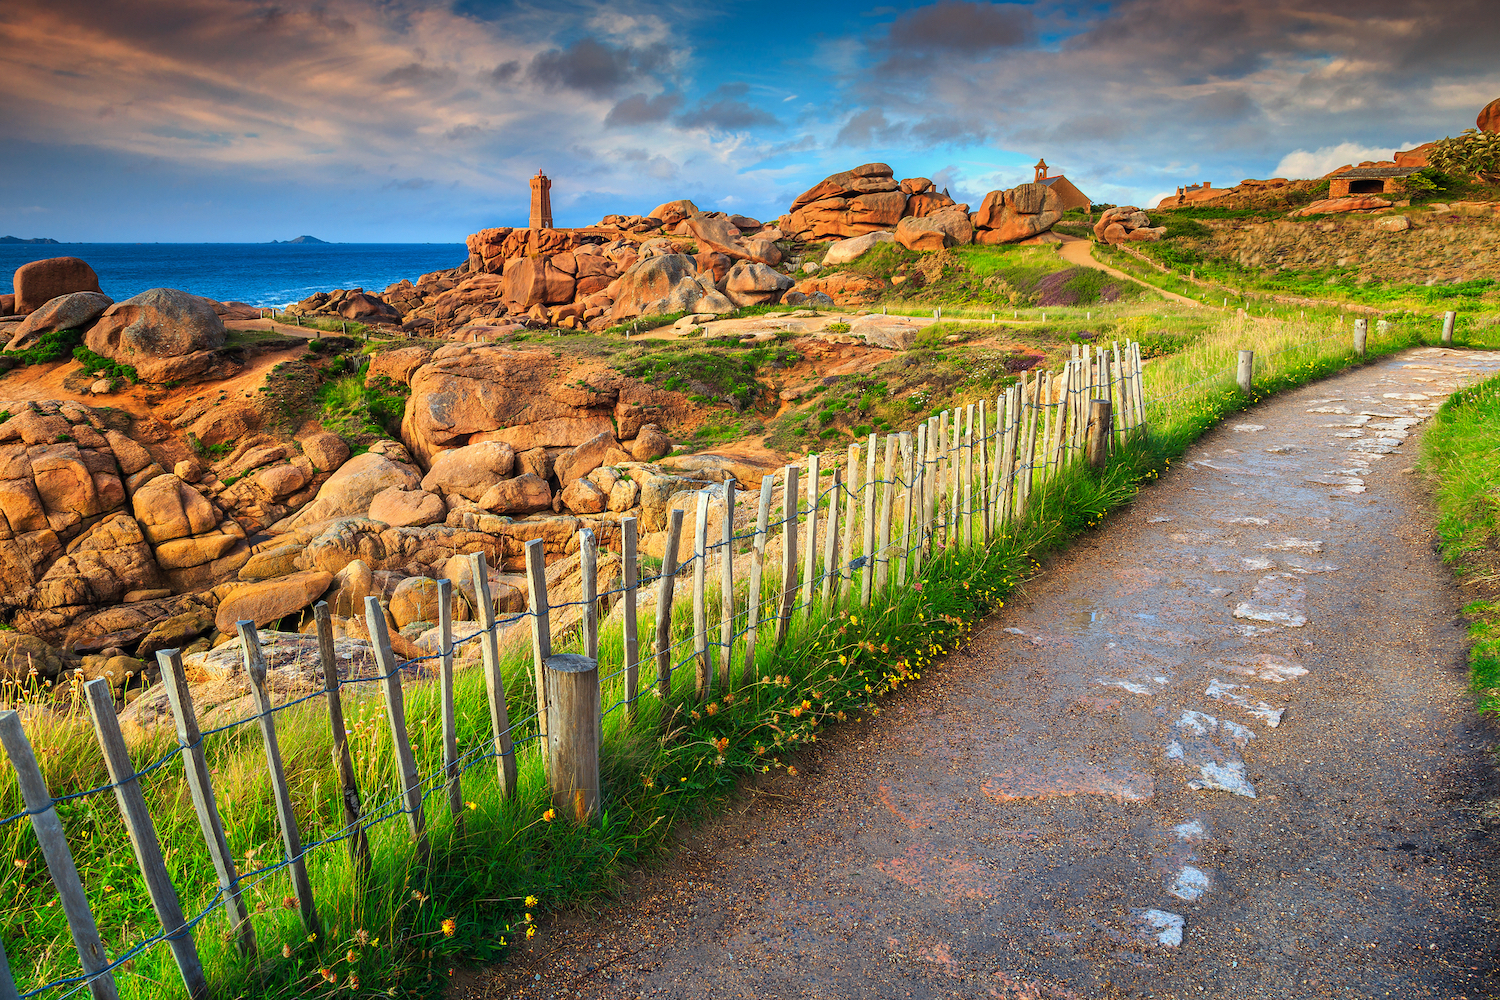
[776,465,799,646]
[544,654,600,823]
[524,539,552,757]
[313,605,373,864]
[719,478,736,693]
[0,937,18,1000]
[655,508,685,707]
[435,580,463,831]
[157,649,258,955]
[469,552,517,797]
[963,404,975,549]
[1237,350,1254,393]
[937,411,949,546]
[978,401,991,544]
[621,517,640,720]
[693,490,711,699]
[860,437,877,606]
[1087,399,1113,469]
[841,443,859,598]
[1442,310,1455,345]
[947,413,961,546]
[238,620,320,938]
[363,598,430,858]
[876,434,896,591]
[0,711,119,1000]
[84,678,210,1000]
[821,466,841,614]
[579,528,599,661]
[1132,342,1148,430]
[897,433,914,584]
[911,425,926,577]
[924,417,939,555]
[801,453,819,613]
[742,477,772,686]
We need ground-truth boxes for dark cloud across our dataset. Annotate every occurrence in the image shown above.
[605,92,683,127]
[444,124,485,141]
[379,62,455,89]
[677,85,778,131]
[489,60,520,85]
[836,107,900,146]
[886,1,1033,54]
[908,115,990,146]
[528,37,671,98]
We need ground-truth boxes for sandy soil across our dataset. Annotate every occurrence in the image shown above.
[454,347,1500,999]
[1059,235,1205,308]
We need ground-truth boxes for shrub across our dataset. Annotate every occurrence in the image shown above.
[1,328,84,368]
[1427,129,1500,180]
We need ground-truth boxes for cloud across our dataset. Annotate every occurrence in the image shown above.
[528,36,671,97]
[605,92,683,127]
[885,1,1033,55]
[383,177,436,190]
[488,60,520,85]
[836,108,900,146]
[1273,141,1418,179]
[379,62,456,90]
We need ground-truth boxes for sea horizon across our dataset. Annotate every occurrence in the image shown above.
[0,242,470,309]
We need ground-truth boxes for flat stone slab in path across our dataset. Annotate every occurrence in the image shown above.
[458,347,1500,999]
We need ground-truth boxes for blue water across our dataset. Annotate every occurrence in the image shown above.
[0,244,468,308]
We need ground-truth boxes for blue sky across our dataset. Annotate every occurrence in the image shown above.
[1,0,1495,242]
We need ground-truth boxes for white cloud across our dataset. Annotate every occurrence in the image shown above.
[1272,141,1418,180]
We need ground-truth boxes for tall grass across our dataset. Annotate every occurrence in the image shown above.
[0,306,1450,998]
[1421,371,1500,716]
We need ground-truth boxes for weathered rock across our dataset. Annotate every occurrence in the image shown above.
[389,576,441,628]
[279,452,421,530]
[609,255,732,322]
[649,200,700,228]
[1289,196,1394,217]
[368,486,447,527]
[1479,97,1500,133]
[339,292,401,322]
[256,463,308,500]
[6,292,113,351]
[132,474,219,544]
[723,261,795,307]
[24,513,163,611]
[1376,215,1412,232]
[792,271,887,306]
[635,469,696,532]
[421,441,516,501]
[628,425,671,462]
[298,431,350,473]
[823,231,895,265]
[322,558,374,618]
[478,473,553,514]
[608,478,640,512]
[191,402,261,448]
[13,257,101,315]
[517,447,552,481]
[789,163,897,211]
[84,288,227,383]
[895,208,973,251]
[238,542,301,581]
[555,431,621,486]
[364,346,433,388]
[852,314,922,350]
[559,478,607,514]
[973,183,1063,244]
[0,632,66,681]
[214,570,334,633]
[502,257,577,308]
[136,607,215,659]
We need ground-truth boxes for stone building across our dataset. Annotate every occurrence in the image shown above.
[1032,159,1092,212]
[1326,165,1422,198]
[529,169,554,229]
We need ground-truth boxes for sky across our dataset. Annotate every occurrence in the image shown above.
[1,0,1496,242]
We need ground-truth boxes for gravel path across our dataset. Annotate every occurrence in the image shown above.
[458,347,1500,1000]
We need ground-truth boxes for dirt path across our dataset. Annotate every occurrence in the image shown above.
[1058,235,1205,308]
[457,347,1500,999]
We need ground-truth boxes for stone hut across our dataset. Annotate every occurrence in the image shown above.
[1032,159,1092,213]
[1326,165,1422,199]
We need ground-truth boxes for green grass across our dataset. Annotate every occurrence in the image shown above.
[615,346,799,412]
[0,303,1457,999]
[1,328,85,369]
[1421,372,1500,716]
[318,369,410,442]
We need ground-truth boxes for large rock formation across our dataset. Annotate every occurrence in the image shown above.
[1289,196,1394,218]
[13,257,102,315]
[1093,206,1167,243]
[972,183,1064,244]
[895,208,974,251]
[785,164,909,240]
[608,254,733,322]
[823,231,896,265]
[6,292,113,351]
[1479,97,1500,133]
[84,288,227,383]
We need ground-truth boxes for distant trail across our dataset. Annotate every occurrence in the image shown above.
[1058,234,1206,307]
[459,346,1500,999]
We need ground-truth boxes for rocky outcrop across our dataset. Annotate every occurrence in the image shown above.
[791,271,887,306]
[5,291,113,351]
[895,208,974,251]
[368,486,447,527]
[276,452,422,531]
[609,254,733,322]
[785,164,909,240]
[972,183,1064,245]
[1093,206,1167,243]
[1289,196,1395,218]
[479,474,553,514]
[214,570,334,633]
[823,231,895,265]
[132,473,248,590]
[420,441,516,501]
[723,261,795,307]
[13,257,102,315]
[1479,97,1500,133]
[84,288,228,383]
[286,287,403,324]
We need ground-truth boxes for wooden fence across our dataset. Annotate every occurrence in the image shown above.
[0,339,1149,1000]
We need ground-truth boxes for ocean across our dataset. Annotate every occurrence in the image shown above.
[0,243,469,308]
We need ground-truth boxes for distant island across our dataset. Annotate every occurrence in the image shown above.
[269,235,329,244]
[0,236,61,244]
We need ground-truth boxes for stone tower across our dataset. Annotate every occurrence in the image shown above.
[1034,158,1049,182]
[529,169,553,230]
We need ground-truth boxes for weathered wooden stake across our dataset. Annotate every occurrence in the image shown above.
[801,453,819,613]
[469,552,518,796]
[1237,349,1254,393]
[524,539,553,755]
[579,528,599,661]
[621,517,640,720]
[877,434,896,590]
[363,598,430,858]
[1132,342,1148,430]
[978,401,991,543]
[238,621,319,937]
[897,433,914,583]
[1442,310,1455,345]
[158,648,258,954]
[821,466,841,614]
[776,465,799,645]
[544,653,600,823]
[84,678,210,1000]
[0,711,119,1000]
[841,443,859,597]
[742,476,772,686]
[860,437,877,605]
[937,411,949,545]
[654,508,685,706]
[719,478,736,693]
[911,425,927,577]
[1087,399,1113,469]
[693,490,711,699]
[435,580,463,831]
[962,404,975,548]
